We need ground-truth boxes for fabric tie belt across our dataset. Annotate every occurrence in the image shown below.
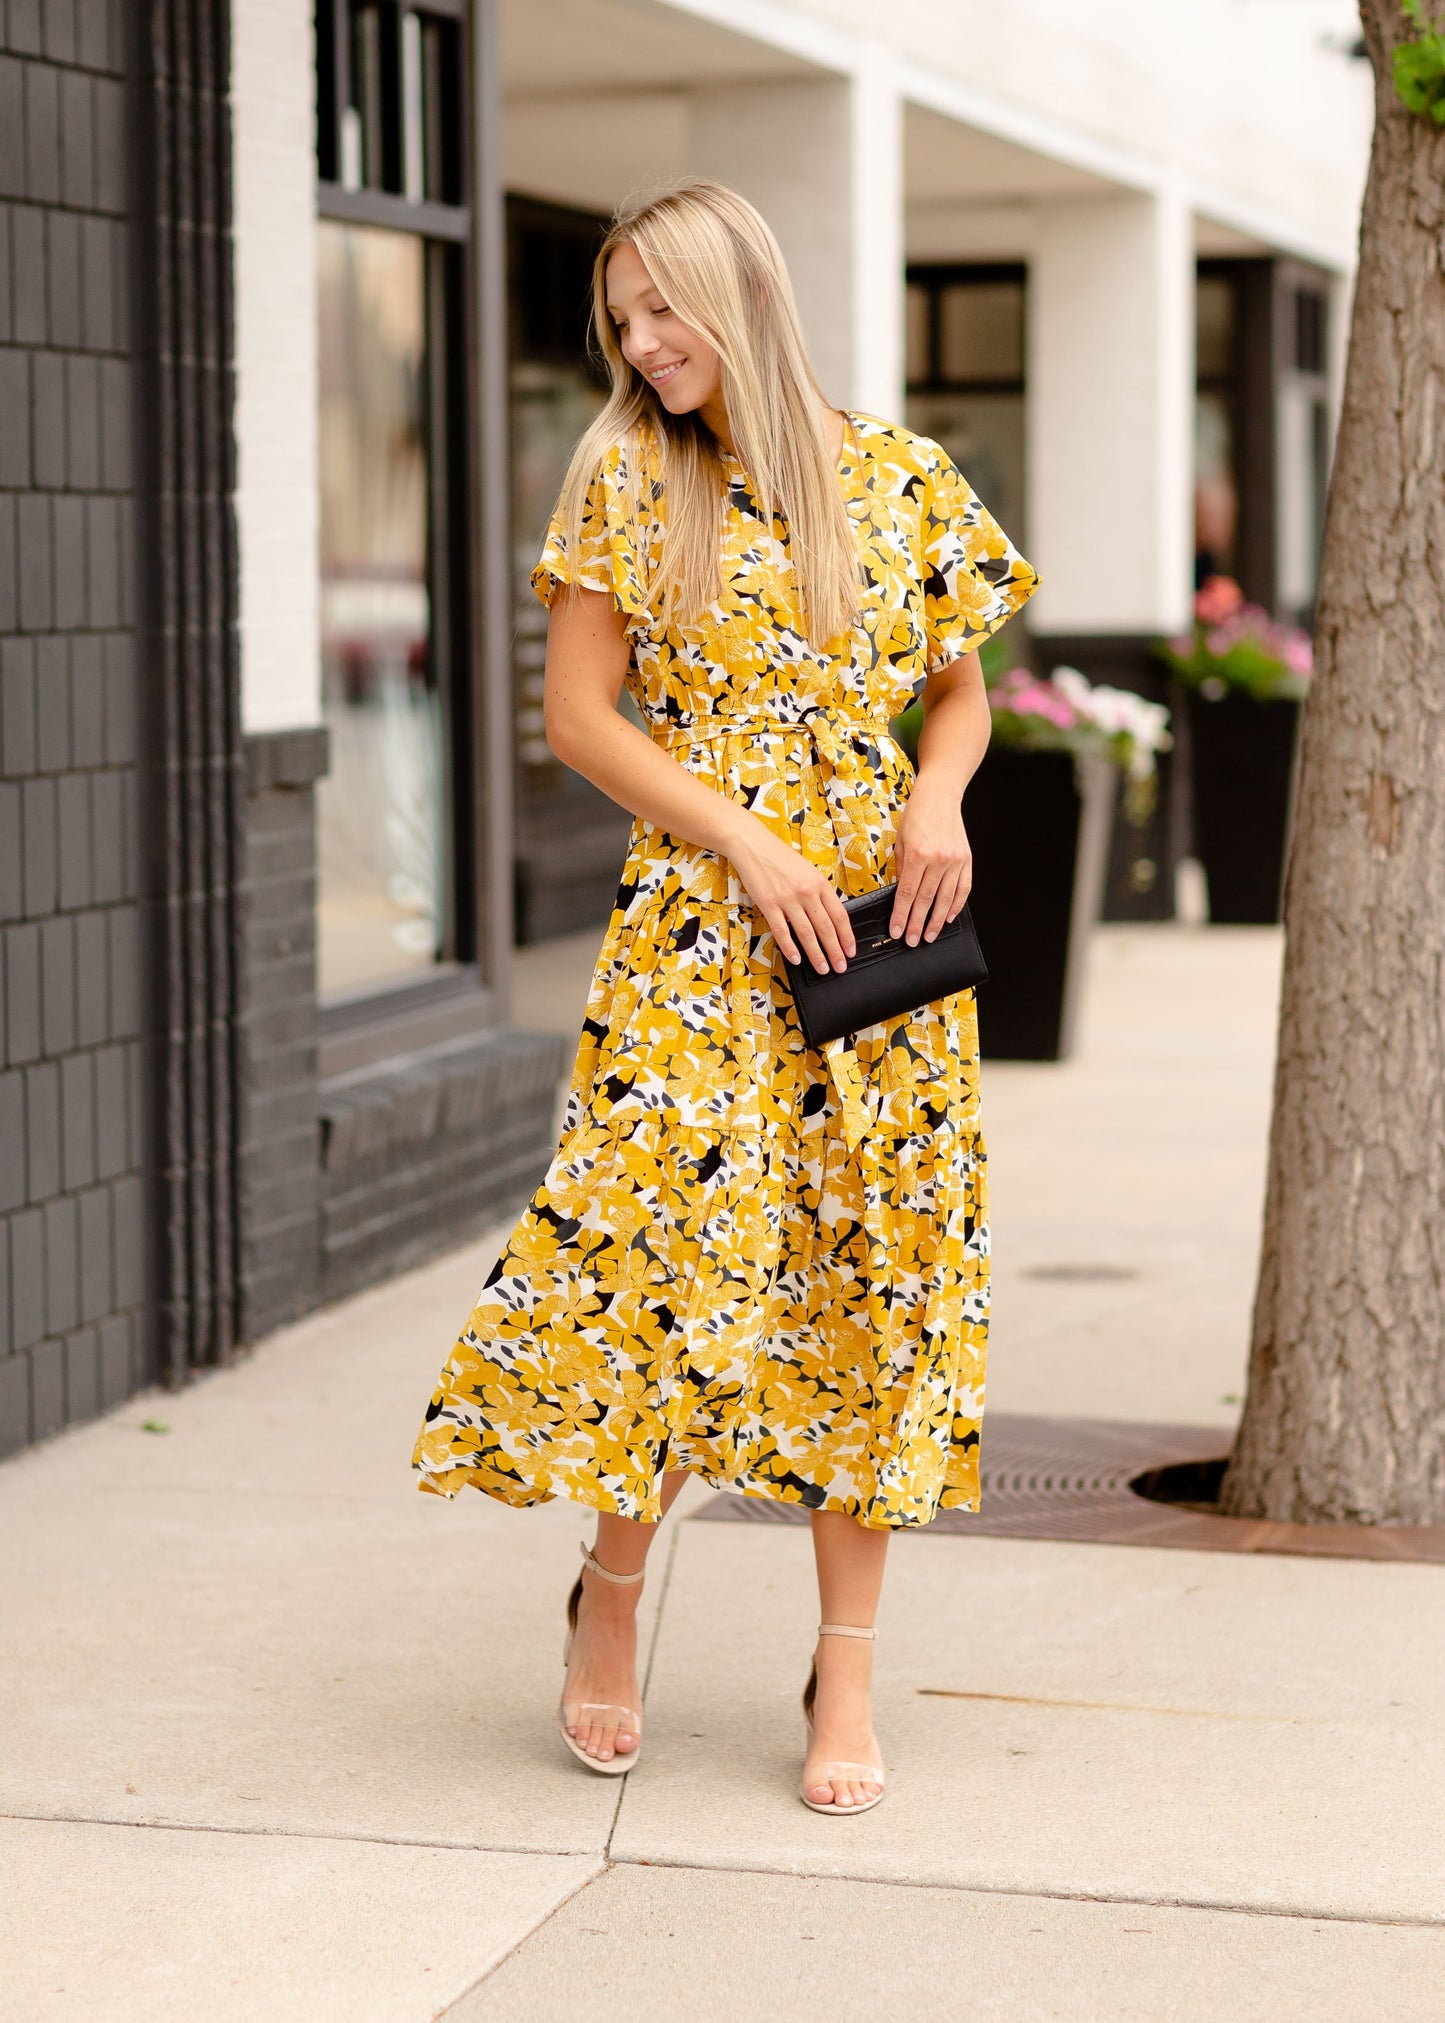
[655,701,897,1153]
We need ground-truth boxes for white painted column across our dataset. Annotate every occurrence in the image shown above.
[231,0,322,731]
[1027,185,1194,635]
[689,57,905,422]
[847,48,905,421]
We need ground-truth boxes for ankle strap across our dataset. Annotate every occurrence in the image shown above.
[818,1622,876,1640]
[580,1542,646,1586]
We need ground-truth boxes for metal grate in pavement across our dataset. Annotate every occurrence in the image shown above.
[690,1414,1445,1564]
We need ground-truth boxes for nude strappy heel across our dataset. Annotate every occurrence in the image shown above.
[558,1542,645,1776]
[800,1623,887,1816]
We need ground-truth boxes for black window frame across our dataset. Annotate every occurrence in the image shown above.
[905,261,1028,398]
[312,0,480,1025]
[1195,256,1332,623]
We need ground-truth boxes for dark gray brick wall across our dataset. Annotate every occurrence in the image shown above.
[238,736,565,1321]
[0,0,148,1459]
[237,729,327,1342]
[319,1028,567,1304]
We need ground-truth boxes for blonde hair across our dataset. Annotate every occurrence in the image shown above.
[556,178,860,650]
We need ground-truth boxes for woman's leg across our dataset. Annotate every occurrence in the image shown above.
[803,1509,889,1808]
[564,1467,690,1762]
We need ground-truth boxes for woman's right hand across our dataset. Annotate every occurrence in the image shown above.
[727,818,857,974]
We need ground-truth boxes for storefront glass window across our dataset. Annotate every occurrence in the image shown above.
[315,220,444,1000]
[905,265,1027,563]
[1277,282,1331,624]
[1195,272,1238,585]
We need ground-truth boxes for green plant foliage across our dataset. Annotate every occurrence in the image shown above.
[1396,0,1445,123]
[1155,578,1312,702]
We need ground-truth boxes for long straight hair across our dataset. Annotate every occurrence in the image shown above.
[555,179,860,650]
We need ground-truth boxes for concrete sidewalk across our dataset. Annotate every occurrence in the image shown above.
[4,927,1443,2021]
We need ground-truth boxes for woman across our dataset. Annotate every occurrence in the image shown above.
[413,179,1037,1815]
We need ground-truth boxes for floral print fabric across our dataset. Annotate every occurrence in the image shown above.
[413,413,1038,1527]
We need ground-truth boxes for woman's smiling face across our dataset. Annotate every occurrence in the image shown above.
[605,241,723,421]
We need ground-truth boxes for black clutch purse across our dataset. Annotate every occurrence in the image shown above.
[781,881,987,1049]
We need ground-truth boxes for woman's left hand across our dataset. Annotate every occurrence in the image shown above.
[889,772,973,944]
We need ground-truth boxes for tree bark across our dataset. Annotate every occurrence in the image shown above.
[1222,0,1445,1524]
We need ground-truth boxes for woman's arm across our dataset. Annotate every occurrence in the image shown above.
[889,649,991,944]
[543,586,856,974]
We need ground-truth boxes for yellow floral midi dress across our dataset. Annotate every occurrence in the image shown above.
[413,412,1038,1528]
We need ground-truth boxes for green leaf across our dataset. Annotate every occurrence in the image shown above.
[1396,0,1445,120]
[140,1418,171,1434]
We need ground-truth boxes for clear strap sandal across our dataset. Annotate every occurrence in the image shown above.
[800,1622,887,1816]
[557,1542,645,1776]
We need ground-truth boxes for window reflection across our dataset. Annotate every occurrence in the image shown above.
[1195,273,1238,585]
[906,266,1027,557]
[316,220,444,1001]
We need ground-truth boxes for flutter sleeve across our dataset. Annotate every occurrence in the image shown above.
[918,445,1039,671]
[529,439,649,623]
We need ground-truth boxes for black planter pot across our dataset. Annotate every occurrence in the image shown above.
[964,747,1115,1061]
[1187,693,1300,924]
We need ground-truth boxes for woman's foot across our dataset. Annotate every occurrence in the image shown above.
[561,1560,643,1764]
[802,1632,884,1810]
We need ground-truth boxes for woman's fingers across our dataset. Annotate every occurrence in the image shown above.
[732,829,858,974]
[891,860,946,944]
[782,906,827,973]
[933,858,972,934]
[803,889,853,973]
[777,891,851,974]
[948,854,974,917]
[768,905,804,966]
[892,845,975,943]
[751,871,855,974]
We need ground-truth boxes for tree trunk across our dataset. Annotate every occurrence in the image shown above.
[1222,0,1445,1524]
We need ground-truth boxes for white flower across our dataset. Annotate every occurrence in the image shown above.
[1046,665,1172,778]
[1052,666,1092,711]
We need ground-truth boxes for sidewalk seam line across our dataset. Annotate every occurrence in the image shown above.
[7,1809,1438,1934]
[0,1811,611,1862]
[431,1858,612,2022]
[601,1853,1445,1932]
[8,1810,1436,1936]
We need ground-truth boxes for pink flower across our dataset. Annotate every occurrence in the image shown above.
[1283,633,1313,677]
[1195,575,1244,625]
[995,679,1076,728]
